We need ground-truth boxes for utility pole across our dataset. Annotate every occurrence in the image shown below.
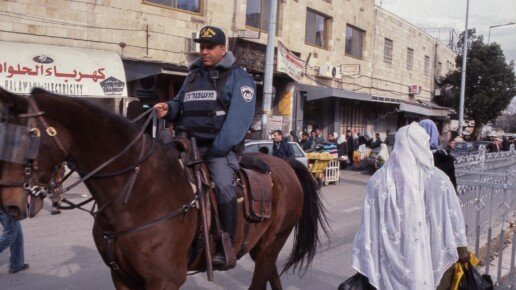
[261,0,278,139]
[458,0,469,135]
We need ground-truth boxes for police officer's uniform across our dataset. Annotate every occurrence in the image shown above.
[163,26,256,263]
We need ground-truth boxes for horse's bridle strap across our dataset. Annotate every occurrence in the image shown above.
[17,112,45,118]
[27,97,68,157]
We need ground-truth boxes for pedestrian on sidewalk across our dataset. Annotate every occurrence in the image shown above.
[349,122,468,290]
[0,207,29,274]
[419,119,457,191]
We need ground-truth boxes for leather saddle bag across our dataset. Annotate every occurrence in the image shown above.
[238,168,272,223]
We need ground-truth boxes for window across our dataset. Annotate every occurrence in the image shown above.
[383,38,393,64]
[406,47,414,70]
[143,0,201,13]
[305,9,330,48]
[436,62,442,77]
[345,25,365,59]
[447,60,454,72]
[424,55,430,76]
[246,0,279,32]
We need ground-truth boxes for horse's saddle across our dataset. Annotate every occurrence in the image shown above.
[166,135,273,223]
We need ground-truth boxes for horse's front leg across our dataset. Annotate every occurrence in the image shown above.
[111,270,182,290]
[145,278,181,290]
[110,270,135,290]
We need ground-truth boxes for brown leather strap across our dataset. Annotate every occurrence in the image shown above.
[27,97,69,156]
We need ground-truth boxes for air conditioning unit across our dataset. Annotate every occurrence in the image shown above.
[188,32,200,53]
[132,75,156,99]
[318,64,341,79]
[408,84,422,94]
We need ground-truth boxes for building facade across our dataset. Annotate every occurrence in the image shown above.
[0,0,457,138]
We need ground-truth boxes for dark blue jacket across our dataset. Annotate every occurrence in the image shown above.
[272,137,295,159]
[165,52,256,156]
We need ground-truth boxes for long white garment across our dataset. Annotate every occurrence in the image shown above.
[352,122,467,290]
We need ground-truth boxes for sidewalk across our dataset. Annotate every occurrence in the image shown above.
[488,226,515,289]
[496,273,515,289]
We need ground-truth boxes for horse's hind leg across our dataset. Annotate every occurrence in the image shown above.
[268,265,282,290]
[248,230,292,290]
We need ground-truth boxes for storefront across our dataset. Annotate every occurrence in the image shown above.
[0,41,127,112]
[295,84,400,138]
[398,101,454,140]
[123,59,188,120]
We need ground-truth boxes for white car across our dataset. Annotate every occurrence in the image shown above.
[243,140,309,167]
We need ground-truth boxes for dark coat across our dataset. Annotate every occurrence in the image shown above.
[370,139,382,149]
[299,138,314,152]
[272,137,295,159]
[434,149,457,191]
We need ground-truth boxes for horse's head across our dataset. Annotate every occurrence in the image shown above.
[0,88,70,219]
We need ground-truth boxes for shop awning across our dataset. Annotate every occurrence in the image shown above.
[296,83,372,101]
[0,41,127,97]
[399,102,452,117]
[123,59,188,82]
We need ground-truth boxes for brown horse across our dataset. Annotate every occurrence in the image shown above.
[0,88,328,290]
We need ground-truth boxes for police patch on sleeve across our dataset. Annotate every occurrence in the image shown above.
[241,86,254,102]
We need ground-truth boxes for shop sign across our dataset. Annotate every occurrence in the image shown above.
[0,41,127,97]
[277,41,305,82]
[268,115,283,131]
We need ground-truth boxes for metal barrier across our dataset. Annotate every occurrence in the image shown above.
[324,159,340,185]
[455,144,515,283]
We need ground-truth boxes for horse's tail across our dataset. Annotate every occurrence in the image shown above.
[282,158,330,276]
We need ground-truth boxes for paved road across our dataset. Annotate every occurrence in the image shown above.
[0,170,370,290]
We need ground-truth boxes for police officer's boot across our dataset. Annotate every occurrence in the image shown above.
[212,198,237,267]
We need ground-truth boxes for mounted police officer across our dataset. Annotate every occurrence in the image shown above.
[154,25,256,266]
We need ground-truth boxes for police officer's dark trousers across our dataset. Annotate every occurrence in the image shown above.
[204,149,239,264]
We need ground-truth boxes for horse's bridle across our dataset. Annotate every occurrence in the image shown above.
[0,97,69,200]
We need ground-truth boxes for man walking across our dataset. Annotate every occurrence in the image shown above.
[0,208,29,274]
[154,25,256,266]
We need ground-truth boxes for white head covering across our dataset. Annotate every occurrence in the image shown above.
[352,122,467,290]
[337,135,347,144]
[377,143,389,162]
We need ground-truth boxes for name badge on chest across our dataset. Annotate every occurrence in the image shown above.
[184,90,217,102]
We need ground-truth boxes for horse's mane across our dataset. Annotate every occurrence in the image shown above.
[30,88,140,136]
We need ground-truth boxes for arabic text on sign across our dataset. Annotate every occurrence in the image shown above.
[0,62,106,82]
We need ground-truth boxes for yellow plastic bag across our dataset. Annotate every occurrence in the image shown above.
[451,253,479,290]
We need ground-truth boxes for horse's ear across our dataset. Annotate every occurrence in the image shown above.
[31,87,51,96]
[0,87,28,115]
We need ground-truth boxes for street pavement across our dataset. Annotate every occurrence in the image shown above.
[0,170,370,290]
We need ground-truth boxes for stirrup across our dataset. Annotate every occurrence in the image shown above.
[212,232,236,270]
[212,251,226,266]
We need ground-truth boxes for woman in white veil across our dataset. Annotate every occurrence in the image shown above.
[351,122,468,290]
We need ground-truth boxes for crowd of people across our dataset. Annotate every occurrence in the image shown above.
[293,127,395,170]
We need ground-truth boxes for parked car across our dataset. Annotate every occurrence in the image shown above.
[243,140,309,167]
[450,141,475,156]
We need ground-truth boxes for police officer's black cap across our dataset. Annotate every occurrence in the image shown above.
[194,26,226,45]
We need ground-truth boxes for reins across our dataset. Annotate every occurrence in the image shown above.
[59,107,155,194]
